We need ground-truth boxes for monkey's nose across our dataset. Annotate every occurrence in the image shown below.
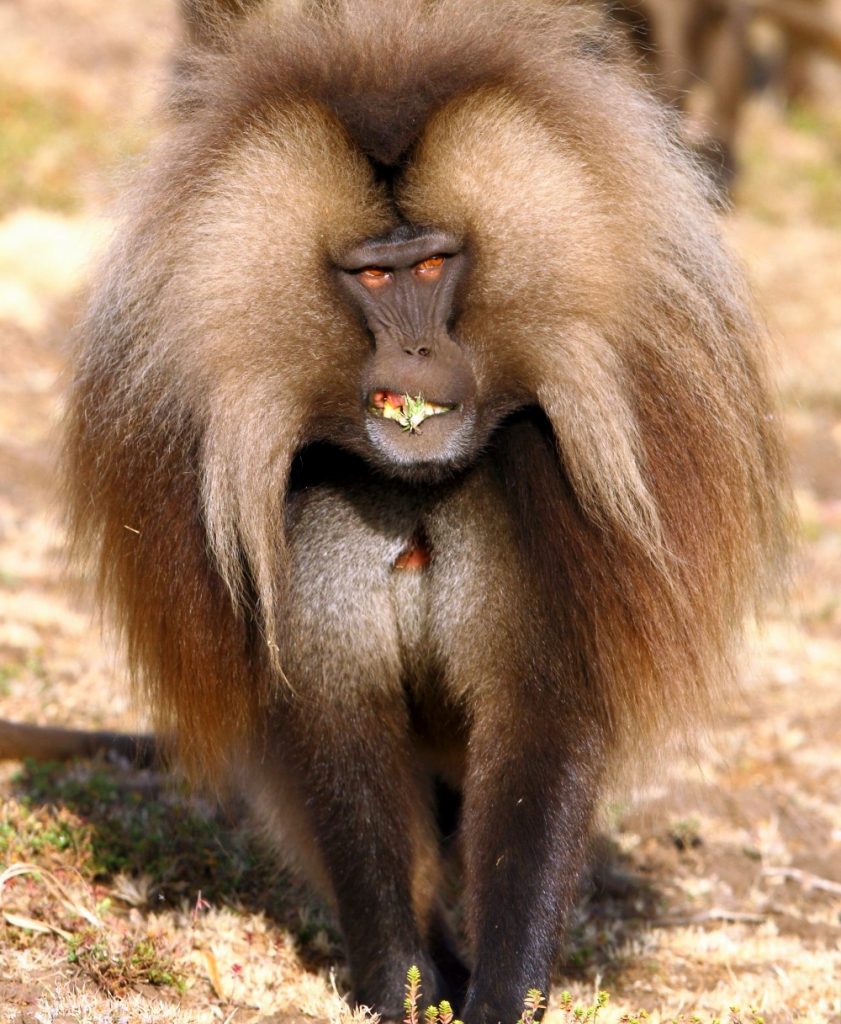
[402,343,431,357]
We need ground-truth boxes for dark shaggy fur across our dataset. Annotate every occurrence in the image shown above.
[65,2,791,1020]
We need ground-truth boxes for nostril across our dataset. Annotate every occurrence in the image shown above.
[404,346,431,357]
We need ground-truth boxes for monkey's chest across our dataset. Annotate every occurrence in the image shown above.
[388,534,437,688]
[282,445,512,709]
[392,533,432,571]
[282,472,446,689]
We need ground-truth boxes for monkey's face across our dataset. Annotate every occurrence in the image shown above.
[333,225,480,477]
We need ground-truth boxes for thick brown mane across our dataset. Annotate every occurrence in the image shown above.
[175,2,617,165]
[66,0,791,790]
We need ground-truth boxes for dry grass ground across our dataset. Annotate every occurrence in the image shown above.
[0,3,839,1022]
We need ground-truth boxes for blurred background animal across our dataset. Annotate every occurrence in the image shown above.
[605,0,841,189]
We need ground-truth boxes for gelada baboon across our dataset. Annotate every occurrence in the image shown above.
[65,0,790,1019]
[609,0,749,187]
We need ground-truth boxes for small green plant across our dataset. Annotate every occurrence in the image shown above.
[404,965,465,1024]
[398,393,429,433]
[556,989,610,1024]
[517,989,546,1024]
[399,967,770,1024]
[403,966,549,1024]
[430,1000,458,1024]
[404,965,423,1024]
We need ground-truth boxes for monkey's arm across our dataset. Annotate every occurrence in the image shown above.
[263,690,442,1020]
[424,422,612,1024]
[461,705,602,1024]
[250,482,451,1020]
[0,718,156,766]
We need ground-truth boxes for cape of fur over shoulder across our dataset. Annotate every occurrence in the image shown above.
[65,0,792,781]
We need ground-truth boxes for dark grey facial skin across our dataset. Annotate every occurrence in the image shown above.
[333,226,481,478]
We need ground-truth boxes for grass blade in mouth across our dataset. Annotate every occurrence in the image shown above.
[368,391,454,433]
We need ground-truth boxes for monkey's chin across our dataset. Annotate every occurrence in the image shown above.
[364,409,479,482]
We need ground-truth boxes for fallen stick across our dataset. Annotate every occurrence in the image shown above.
[763,865,841,896]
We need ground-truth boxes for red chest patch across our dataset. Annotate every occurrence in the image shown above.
[393,537,431,571]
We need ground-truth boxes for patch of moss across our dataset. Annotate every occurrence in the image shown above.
[0,798,93,865]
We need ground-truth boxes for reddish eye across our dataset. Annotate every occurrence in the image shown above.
[414,255,446,277]
[358,266,392,288]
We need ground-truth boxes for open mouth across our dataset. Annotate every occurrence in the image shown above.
[368,390,456,434]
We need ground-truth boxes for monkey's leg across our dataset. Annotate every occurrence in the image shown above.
[459,705,602,1024]
[695,9,748,190]
[269,479,459,1014]
[269,692,442,1018]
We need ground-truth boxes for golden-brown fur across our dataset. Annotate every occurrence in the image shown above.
[65,1,791,1018]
